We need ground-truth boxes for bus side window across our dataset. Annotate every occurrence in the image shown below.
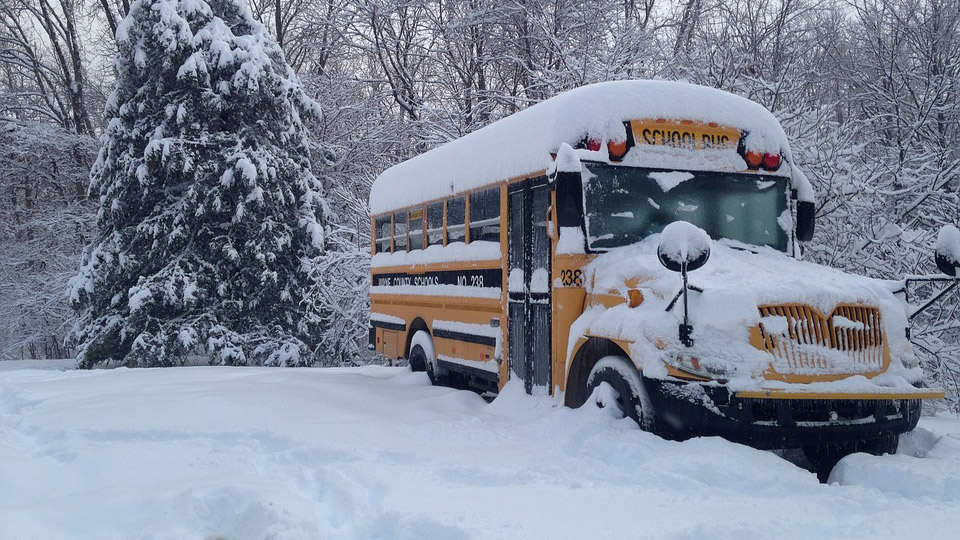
[408,208,424,251]
[375,215,391,254]
[469,187,500,243]
[447,196,466,244]
[393,211,407,252]
[427,202,443,246]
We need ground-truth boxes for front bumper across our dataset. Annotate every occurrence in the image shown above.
[643,378,927,449]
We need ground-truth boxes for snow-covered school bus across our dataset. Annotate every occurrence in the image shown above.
[368,80,947,470]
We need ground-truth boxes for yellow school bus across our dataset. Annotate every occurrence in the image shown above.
[368,80,945,472]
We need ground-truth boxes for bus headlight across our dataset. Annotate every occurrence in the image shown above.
[665,352,728,380]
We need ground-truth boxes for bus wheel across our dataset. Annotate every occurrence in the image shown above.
[802,435,899,480]
[585,356,650,429]
[409,330,438,385]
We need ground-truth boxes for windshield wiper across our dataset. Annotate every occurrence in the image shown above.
[727,244,759,254]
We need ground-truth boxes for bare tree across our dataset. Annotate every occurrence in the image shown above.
[0,0,96,134]
[0,119,96,359]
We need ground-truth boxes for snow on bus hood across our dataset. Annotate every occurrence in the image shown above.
[576,236,918,384]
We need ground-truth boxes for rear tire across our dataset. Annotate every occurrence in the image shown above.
[409,330,438,385]
[585,356,651,429]
[803,435,899,480]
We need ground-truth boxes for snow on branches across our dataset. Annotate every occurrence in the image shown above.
[68,0,329,368]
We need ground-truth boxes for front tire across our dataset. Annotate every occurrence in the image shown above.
[585,356,651,429]
[803,435,899,479]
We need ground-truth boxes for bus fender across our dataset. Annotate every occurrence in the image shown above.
[564,336,630,409]
[404,318,430,359]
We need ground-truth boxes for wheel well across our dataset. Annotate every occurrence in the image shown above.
[564,337,630,409]
[404,317,430,358]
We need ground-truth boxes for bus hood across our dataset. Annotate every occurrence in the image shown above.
[578,236,920,385]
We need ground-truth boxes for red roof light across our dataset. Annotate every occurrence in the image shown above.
[762,152,781,171]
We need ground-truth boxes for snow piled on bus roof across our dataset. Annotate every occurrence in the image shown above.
[370,80,793,214]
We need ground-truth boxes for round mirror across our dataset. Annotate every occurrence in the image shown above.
[935,224,960,277]
[657,221,711,273]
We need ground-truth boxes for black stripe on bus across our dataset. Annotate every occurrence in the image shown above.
[372,268,502,289]
[370,319,406,332]
[433,328,498,347]
[437,358,499,383]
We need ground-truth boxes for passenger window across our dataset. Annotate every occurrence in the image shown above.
[393,211,407,252]
[375,215,391,254]
[469,187,501,243]
[446,196,466,244]
[427,202,443,246]
[408,208,424,251]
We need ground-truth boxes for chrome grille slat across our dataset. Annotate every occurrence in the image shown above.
[757,304,886,376]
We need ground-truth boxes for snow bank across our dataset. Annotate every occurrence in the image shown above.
[0,359,75,371]
[830,424,960,501]
[1,366,958,540]
[371,80,793,214]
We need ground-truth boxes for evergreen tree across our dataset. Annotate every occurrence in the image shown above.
[67,0,328,368]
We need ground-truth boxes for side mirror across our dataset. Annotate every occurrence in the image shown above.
[935,224,960,277]
[545,206,556,240]
[795,201,815,242]
[657,221,710,348]
[554,170,583,228]
[554,143,584,229]
[658,221,711,273]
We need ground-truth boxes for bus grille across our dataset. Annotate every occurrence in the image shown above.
[757,304,886,376]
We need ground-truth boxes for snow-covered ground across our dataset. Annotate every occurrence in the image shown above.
[1,364,958,540]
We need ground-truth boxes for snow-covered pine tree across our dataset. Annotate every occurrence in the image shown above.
[67,0,328,368]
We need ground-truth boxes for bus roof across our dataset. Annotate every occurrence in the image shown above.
[370,80,795,215]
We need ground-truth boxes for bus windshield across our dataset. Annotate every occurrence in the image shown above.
[582,163,789,251]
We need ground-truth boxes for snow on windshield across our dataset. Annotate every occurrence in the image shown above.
[649,170,695,192]
[582,164,789,251]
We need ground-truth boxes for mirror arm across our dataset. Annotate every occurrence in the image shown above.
[545,205,555,240]
[664,283,704,312]
[665,288,684,313]
[907,279,958,322]
[678,265,693,347]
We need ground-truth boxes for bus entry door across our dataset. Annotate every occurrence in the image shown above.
[507,179,552,394]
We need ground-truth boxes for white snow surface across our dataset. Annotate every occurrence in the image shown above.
[831,416,960,501]
[0,364,958,540]
[437,354,500,374]
[370,80,793,214]
[432,319,501,339]
[656,221,711,266]
[369,283,502,299]
[371,241,501,268]
[554,142,581,173]
[369,312,404,325]
[556,226,586,254]
[649,170,695,192]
